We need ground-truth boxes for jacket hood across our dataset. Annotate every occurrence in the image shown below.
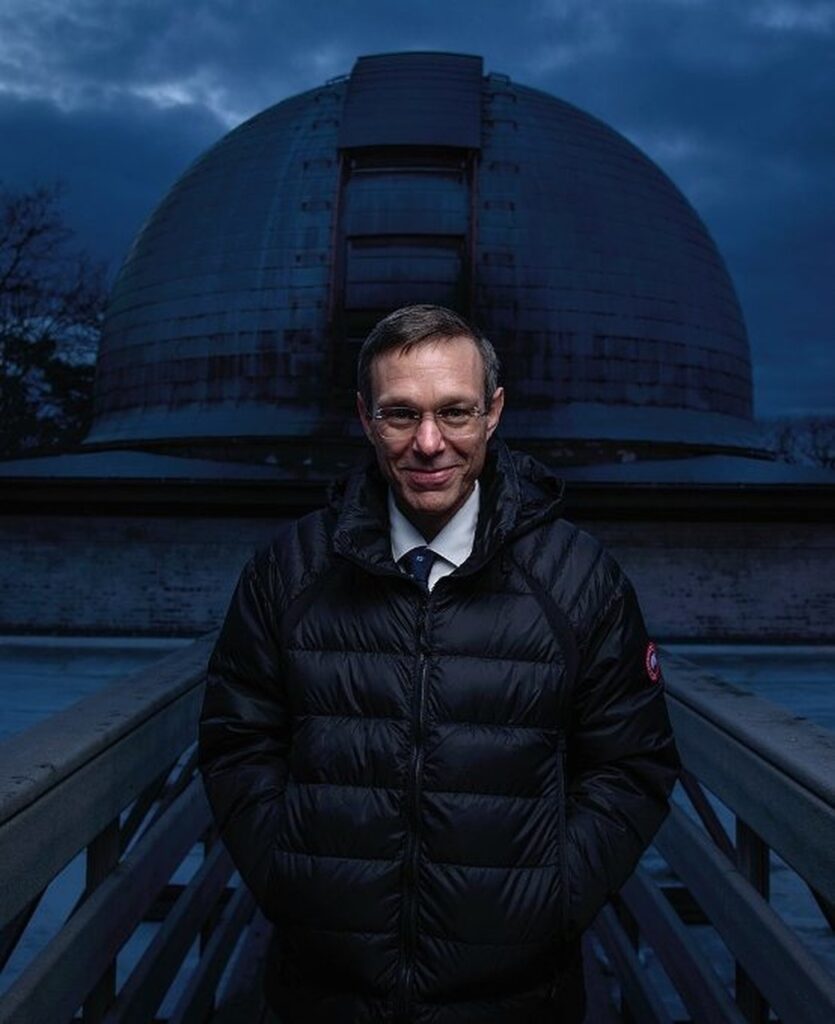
[330,440,565,574]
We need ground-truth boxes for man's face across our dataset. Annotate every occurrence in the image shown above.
[358,335,504,539]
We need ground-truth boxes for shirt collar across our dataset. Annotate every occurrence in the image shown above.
[389,481,480,568]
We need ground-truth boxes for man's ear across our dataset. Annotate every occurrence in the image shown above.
[485,387,504,439]
[357,392,374,443]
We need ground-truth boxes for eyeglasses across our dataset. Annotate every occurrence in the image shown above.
[371,405,487,439]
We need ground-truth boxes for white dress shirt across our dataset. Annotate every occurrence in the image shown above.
[388,482,480,591]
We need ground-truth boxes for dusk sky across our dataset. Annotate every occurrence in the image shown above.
[1,0,832,419]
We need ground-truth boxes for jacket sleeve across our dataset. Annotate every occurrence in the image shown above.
[564,567,680,936]
[198,553,290,919]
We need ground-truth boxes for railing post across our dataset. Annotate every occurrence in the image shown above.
[0,898,40,974]
[82,818,121,1023]
[201,827,221,954]
[614,894,641,1024]
[735,817,770,1024]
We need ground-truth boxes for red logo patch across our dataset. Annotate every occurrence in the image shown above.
[645,641,662,684]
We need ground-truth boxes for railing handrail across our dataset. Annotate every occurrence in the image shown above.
[662,647,835,905]
[662,648,835,807]
[0,637,213,825]
[0,637,214,935]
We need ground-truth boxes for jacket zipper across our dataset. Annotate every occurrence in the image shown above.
[555,731,569,936]
[395,589,430,1020]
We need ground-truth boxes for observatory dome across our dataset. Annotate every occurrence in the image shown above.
[89,52,753,457]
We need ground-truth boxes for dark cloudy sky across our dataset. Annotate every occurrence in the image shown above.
[1,0,832,418]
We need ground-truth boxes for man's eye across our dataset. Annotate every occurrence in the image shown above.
[384,408,419,424]
[438,407,471,422]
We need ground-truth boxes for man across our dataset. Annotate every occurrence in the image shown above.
[199,304,680,1023]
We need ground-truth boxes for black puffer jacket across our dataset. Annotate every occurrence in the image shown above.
[199,444,679,1023]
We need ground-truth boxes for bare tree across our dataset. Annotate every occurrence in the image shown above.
[0,182,108,458]
[809,419,835,469]
[762,415,835,470]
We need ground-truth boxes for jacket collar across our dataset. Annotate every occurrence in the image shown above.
[330,440,565,577]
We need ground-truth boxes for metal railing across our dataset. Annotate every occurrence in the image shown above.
[1,640,834,1022]
[590,648,835,1024]
[0,636,267,1024]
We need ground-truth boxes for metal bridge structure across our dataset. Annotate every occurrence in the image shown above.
[1,641,833,1023]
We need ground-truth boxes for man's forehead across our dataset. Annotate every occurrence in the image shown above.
[371,335,483,375]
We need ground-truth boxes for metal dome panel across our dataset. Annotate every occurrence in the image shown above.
[339,53,483,149]
[89,52,754,453]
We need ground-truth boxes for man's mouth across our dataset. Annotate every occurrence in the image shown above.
[402,466,458,487]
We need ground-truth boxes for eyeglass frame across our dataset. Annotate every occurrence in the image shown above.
[369,403,490,437]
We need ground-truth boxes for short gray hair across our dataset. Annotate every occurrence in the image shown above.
[357,304,500,409]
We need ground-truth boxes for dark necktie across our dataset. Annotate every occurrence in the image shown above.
[401,546,436,587]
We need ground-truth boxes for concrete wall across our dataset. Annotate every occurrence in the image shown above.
[1,514,832,641]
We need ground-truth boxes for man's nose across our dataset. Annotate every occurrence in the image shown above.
[412,413,445,455]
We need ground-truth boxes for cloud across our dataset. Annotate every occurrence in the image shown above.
[0,91,224,269]
[750,1,835,33]
[127,73,247,128]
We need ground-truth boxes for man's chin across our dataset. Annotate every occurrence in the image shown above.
[397,485,454,517]
[406,493,453,515]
